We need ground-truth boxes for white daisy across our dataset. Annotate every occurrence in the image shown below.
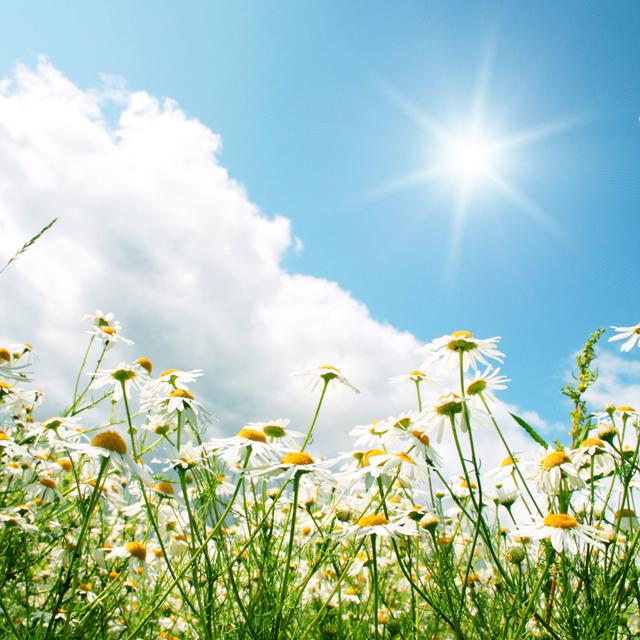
[90,364,146,401]
[510,513,610,554]
[291,365,359,393]
[570,437,615,478]
[609,322,640,352]
[85,310,133,350]
[526,448,584,495]
[419,331,504,374]
[343,513,412,539]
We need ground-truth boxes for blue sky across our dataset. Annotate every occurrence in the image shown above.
[1,1,639,431]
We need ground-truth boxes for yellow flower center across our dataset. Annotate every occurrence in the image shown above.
[435,397,463,417]
[318,365,339,372]
[615,508,637,519]
[281,452,314,466]
[135,358,153,374]
[451,330,474,339]
[541,450,570,470]
[0,348,10,362]
[466,379,487,396]
[40,478,57,490]
[168,389,193,399]
[394,452,416,465]
[153,481,175,495]
[57,459,72,471]
[581,438,605,448]
[237,428,267,443]
[361,449,386,467]
[125,541,147,562]
[543,513,577,529]
[90,431,128,455]
[410,429,430,446]
[446,330,476,353]
[617,406,636,413]
[357,514,389,528]
[101,327,117,335]
[0,431,9,441]
[160,368,177,378]
[500,456,516,467]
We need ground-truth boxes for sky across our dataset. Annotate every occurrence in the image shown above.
[0,2,639,452]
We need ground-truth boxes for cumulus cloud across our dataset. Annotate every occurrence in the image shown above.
[0,59,539,465]
[585,349,640,410]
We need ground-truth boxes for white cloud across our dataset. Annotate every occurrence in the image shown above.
[585,349,640,410]
[0,59,542,466]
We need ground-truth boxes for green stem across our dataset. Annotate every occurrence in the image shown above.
[301,379,329,451]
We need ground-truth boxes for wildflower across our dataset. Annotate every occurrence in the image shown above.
[253,451,334,482]
[609,322,640,352]
[244,419,303,447]
[419,331,504,373]
[208,426,282,466]
[66,430,150,481]
[85,310,133,349]
[91,364,146,401]
[389,370,434,384]
[614,508,640,533]
[571,438,615,477]
[291,365,359,393]
[104,541,148,571]
[528,447,584,495]
[154,368,203,391]
[465,367,510,404]
[344,513,411,539]
[141,387,202,418]
[511,513,610,554]
[0,381,40,412]
[0,343,33,381]
[422,393,483,442]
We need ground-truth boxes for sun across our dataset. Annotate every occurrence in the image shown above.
[445,132,498,186]
[361,57,581,276]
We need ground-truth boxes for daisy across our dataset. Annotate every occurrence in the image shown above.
[613,508,640,533]
[350,449,427,486]
[66,430,150,481]
[166,442,205,471]
[485,455,521,484]
[141,387,202,416]
[90,364,146,401]
[349,419,394,449]
[510,513,610,554]
[84,310,133,350]
[419,331,504,374]
[527,447,584,495]
[153,368,203,391]
[253,451,334,483]
[343,513,412,539]
[609,322,640,352]
[208,427,282,466]
[422,393,477,442]
[0,430,30,457]
[0,343,33,381]
[0,381,40,412]
[465,367,510,404]
[291,365,359,393]
[389,370,435,385]
[244,419,304,448]
[570,437,615,478]
[104,541,148,571]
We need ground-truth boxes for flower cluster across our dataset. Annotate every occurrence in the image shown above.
[0,316,639,639]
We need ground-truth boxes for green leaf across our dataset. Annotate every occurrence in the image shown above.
[510,412,549,448]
